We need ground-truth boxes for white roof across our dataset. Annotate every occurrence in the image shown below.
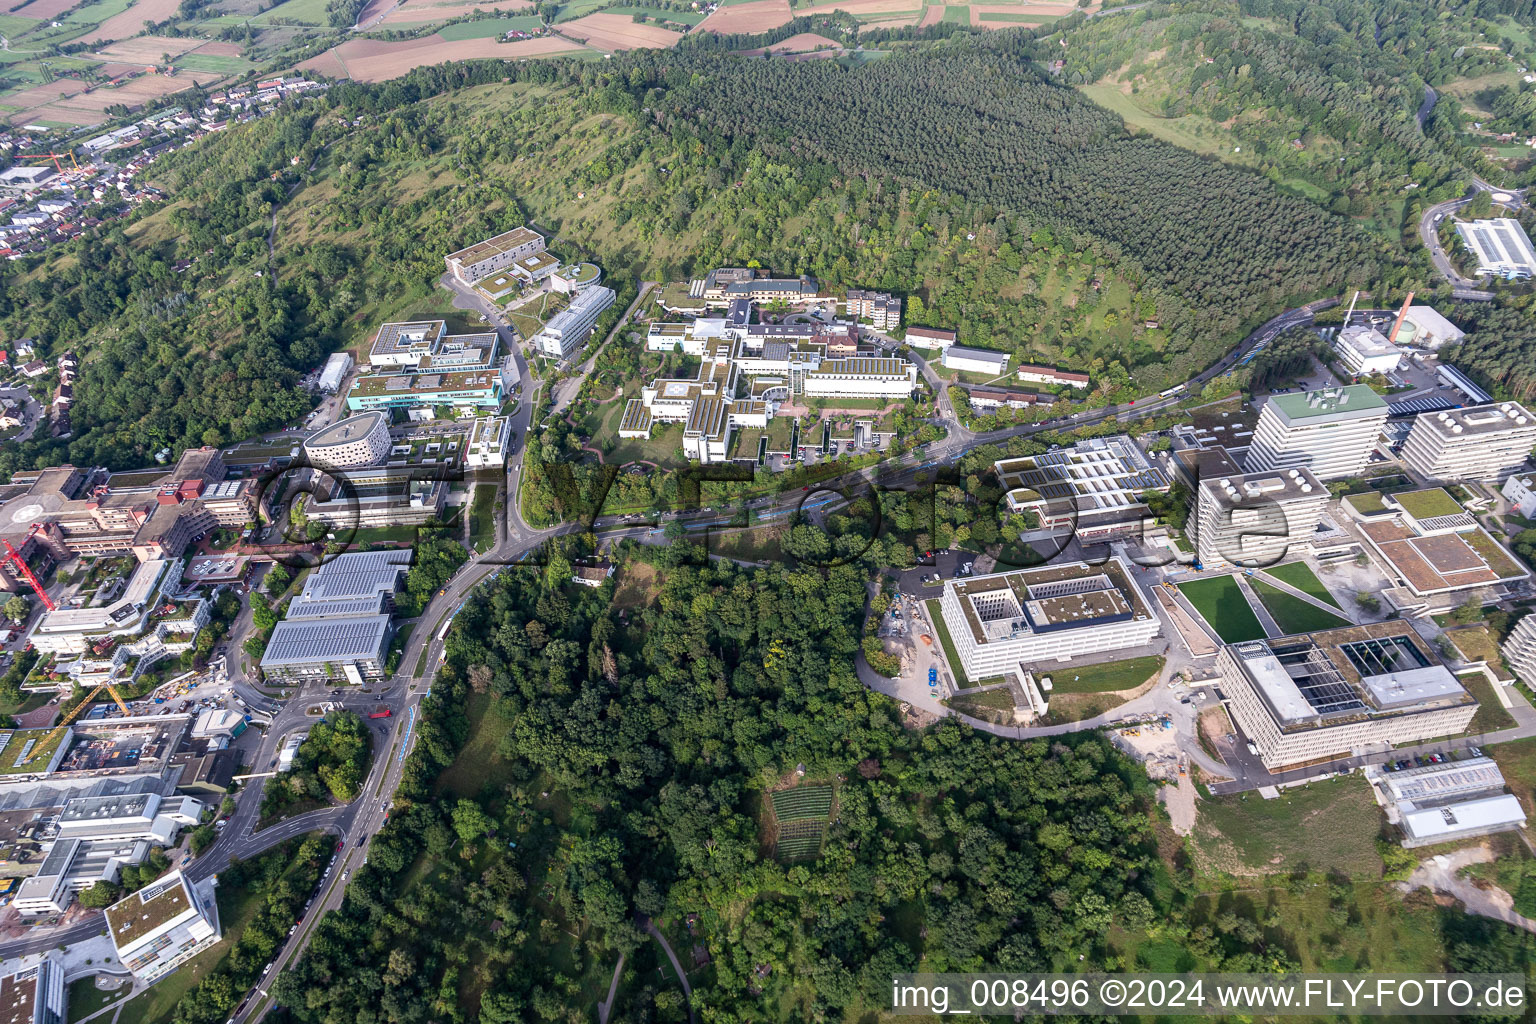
[1359,665,1465,709]
[1401,794,1526,840]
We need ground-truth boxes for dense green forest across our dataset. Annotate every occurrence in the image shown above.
[265,546,1536,1023]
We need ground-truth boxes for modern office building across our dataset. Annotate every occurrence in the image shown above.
[802,357,918,399]
[1400,402,1536,483]
[444,227,545,285]
[345,366,513,413]
[30,559,205,659]
[258,550,409,684]
[942,346,1010,375]
[463,415,512,469]
[1455,217,1536,280]
[938,559,1160,678]
[1217,621,1478,770]
[1333,325,1402,377]
[1244,385,1389,481]
[107,871,221,983]
[0,954,65,1024]
[533,285,616,359]
[1502,613,1536,687]
[302,411,392,471]
[1354,487,1527,607]
[994,436,1170,543]
[367,320,447,369]
[1193,466,1328,568]
[305,465,448,529]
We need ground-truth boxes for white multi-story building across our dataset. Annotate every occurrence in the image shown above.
[107,871,221,983]
[1502,613,1536,687]
[1502,472,1536,518]
[444,227,545,285]
[0,954,65,1024]
[1194,467,1327,568]
[31,560,203,659]
[1401,402,1536,483]
[464,416,512,469]
[302,411,391,471]
[938,559,1160,678]
[942,345,1010,375]
[802,357,917,399]
[534,285,616,359]
[1244,385,1389,481]
[1218,621,1477,771]
[845,289,900,331]
[1333,325,1402,377]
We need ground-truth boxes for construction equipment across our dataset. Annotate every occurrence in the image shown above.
[1,537,54,612]
[22,151,79,174]
[22,680,131,764]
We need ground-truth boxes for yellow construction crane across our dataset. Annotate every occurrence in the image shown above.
[23,681,130,764]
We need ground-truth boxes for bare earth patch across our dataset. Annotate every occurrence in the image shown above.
[81,0,186,45]
[557,11,682,49]
[698,0,792,33]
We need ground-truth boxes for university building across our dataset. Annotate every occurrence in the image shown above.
[1244,385,1388,481]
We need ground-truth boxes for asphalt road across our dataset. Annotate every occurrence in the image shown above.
[1416,176,1525,300]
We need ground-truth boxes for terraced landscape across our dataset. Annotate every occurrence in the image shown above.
[769,783,833,860]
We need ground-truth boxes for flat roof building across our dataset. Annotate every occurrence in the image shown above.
[1245,385,1388,481]
[1455,217,1536,280]
[107,871,220,983]
[0,955,64,1024]
[1353,488,1527,606]
[445,227,545,285]
[1375,757,1527,847]
[464,416,511,469]
[1401,402,1536,483]
[302,411,391,471]
[1217,621,1477,770]
[1392,305,1465,350]
[942,345,1010,375]
[1502,613,1536,688]
[1334,325,1402,378]
[938,558,1160,680]
[1194,465,1327,568]
[533,285,616,360]
[259,550,409,684]
[902,326,955,349]
[994,436,1169,543]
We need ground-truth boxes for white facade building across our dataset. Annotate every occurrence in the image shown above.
[534,285,616,359]
[1502,613,1536,687]
[1194,467,1328,568]
[107,871,221,982]
[1244,385,1389,481]
[942,345,1010,375]
[802,357,918,399]
[1333,325,1402,377]
[302,411,391,471]
[464,416,512,469]
[1502,472,1536,518]
[938,559,1160,679]
[317,352,353,393]
[1401,402,1536,483]
[1455,217,1536,280]
[0,954,65,1024]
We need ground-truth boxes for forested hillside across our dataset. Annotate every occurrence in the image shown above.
[1039,0,1536,219]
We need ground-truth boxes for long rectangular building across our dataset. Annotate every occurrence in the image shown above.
[1218,621,1477,770]
[1455,217,1536,280]
[1400,402,1536,483]
[106,871,220,983]
[534,285,616,359]
[444,227,545,285]
[1245,385,1388,481]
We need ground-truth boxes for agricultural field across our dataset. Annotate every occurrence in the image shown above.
[1176,575,1267,643]
[297,33,584,81]
[696,0,790,33]
[769,783,833,861]
[437,14,543,37]
[556,10,682,49]
[377,0,532,25]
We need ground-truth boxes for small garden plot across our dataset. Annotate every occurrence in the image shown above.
[770,784,832,861]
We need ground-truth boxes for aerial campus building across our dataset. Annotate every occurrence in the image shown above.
[444,227,546,285]
[348,321,515,414]
[258,550,409,684]
[106,870,221,983]
[690,268,820,306]
[0,954,65,1024]
[942,345,1010,375]
[1374,757,1527,848]
[1454,217,1536,280]
[844,289,900,331]
[532,284,617,359]
[1502,613,1536,687]
[1218,621,1478,770]
[994,436,1169,543]
[1332,325,1402,378]
[1400,402,1536,483]
[938,558,1161,679]
[302,411,392,472]
[626,311,919,464]
[1244,385,1389,481]
[1193,465,1327,569]
[1347,487,1527,611]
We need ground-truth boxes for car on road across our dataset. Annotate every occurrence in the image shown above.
[335,840,344,853]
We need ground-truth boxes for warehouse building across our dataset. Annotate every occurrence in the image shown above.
[1454,217,1536,280]
[317,352,353,393]
[1245,385,1388,481]
[1217,621,1478,771]
[107,871,221,983]
[938,559,1160,678]
[942,345,1010,375]
[1400,402,1536,483]
[1194,465,1327,568]
[444,227,545,285]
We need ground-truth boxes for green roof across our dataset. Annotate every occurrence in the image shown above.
[1269,385,1387,422]
[1392,487,1464,521]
